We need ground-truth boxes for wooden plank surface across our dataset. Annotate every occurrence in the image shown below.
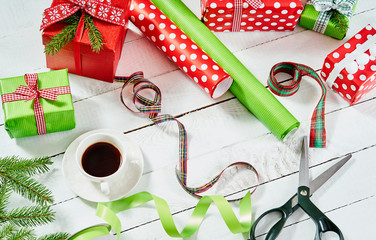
[1,0,375,239]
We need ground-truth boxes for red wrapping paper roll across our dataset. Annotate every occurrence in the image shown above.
[129,0,233,98]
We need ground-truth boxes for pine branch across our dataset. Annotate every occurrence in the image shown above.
[0,180,11,214]
[331,11,349,33]
[84,14,104,53]
[44,22,79,56]
[0,173,53,205]
[61,12,81,24]
[8,228,35,240]
[0,156,52,176]
[38,232,70,240]
[0,224,15,239]
[0,205,54,227]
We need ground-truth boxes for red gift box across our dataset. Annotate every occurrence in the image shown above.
[41,0,131,82]
[201,0,303,32]
[129,0,233,98]
[321,25,376,105]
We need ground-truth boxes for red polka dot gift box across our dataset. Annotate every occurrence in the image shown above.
[129,0,233,98]
[201,0,303,32]
[321,25,376,105]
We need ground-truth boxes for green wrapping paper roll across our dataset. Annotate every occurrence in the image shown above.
[149,0,299,140]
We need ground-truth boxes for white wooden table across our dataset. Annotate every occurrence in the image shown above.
[1,1,375,239]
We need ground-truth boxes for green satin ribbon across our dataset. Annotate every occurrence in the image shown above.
[69,225,112,240]
[69,191,252,239]
[149,0,299,141]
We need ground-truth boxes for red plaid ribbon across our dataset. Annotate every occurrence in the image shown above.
[268,62,327,148]
[1,73,71,135]
[40,0,127,30]
[115,72,259,201]
[232,0,264,31]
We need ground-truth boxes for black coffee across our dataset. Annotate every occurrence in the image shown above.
[82,142,121,177]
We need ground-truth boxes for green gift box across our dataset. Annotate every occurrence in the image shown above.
[0,69,75,138]
[299,0,357,40]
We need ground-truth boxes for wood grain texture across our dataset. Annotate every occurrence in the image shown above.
[0,0,375,239]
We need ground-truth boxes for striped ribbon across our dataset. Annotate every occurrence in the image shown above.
[232,0,264,32]
[115,72,259,201]
[1,73,71,135]
[267,62,327,148]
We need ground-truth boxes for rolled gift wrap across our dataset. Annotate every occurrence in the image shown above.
[129,0,233,98]
[149,0,300,140]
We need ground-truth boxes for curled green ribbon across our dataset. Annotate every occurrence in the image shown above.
[69,191,252,239]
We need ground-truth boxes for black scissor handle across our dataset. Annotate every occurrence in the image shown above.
[297,186,344,240]
[250,195,296,240]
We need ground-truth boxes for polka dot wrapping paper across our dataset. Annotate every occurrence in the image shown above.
[201,0,303,32]
[321,25,376,105]
[129,0,233,98]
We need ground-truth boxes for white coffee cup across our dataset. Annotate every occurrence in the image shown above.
[76,132,126,195]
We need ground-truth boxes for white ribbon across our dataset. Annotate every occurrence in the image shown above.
[326,33,376,88]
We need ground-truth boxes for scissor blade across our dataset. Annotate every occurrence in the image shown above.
[299,136,310,188]
[310,154,352,195]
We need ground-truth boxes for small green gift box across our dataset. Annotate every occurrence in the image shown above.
[0,69,75,138]
[299,0,357,40]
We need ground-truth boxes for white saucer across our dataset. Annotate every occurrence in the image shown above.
[62,129,144,202]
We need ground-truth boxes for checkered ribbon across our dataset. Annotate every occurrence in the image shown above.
[311,0,356,34]
[1,73,71,135]
[115,72,259,201]
[40,0,127,30]
[268,62,327,148]
[232,0,264,32]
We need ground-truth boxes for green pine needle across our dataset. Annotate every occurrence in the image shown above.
[1,173,53,205]
[331,11,349,33]
[84,14,105,53]
[0,205,54,227]
[44,12,105,55]
[0,224,14,238]
[38,232,70,240]
[0,180,11,214]
[8,228,35,240]
[61,12,81,24]
[0,157,69,238]
[0,156,52,176]
[44,21,79,56]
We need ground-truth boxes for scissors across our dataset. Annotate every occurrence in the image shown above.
[250,136,351,240]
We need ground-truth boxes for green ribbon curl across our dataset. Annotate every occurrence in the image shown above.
[69,191,252,239]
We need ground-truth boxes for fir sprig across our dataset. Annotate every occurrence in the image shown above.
[331,11,350,33]
[0,181,11,214]
[0,223,14,238]
[1,205,54,227]
[37,232,70,240]
[84,13,104,53]
[44,22,79,56]
[0,156,52,176]
[0,156,69,239]
[1,171,53,205]
[44,12,104,55]
[7,228,35,240]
